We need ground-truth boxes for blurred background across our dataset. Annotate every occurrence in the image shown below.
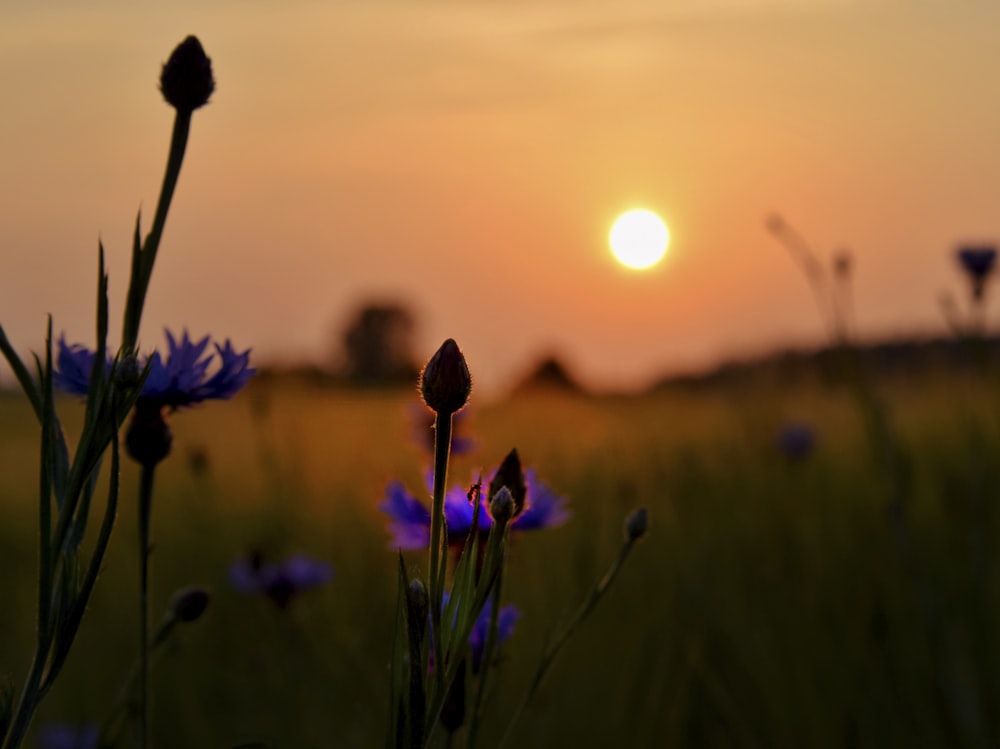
[4,1,1000,747]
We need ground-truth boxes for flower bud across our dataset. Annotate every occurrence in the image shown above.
[420,339,471,415]
[160,36,215,113]
[489,486,515,526]
[170,586,210,623]
[406,579,428,622]
[125,399,173,468]
[114,353,143,390]
[488,448,526,518]
[624,507,649,543]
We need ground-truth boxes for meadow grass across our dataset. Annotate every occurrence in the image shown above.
[2,367,1000,748]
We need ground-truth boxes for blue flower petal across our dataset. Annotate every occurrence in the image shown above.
[512,469,570,530]
[54,328,253,408]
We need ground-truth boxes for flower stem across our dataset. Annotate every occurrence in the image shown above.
[137,464,157,749]
[1,642,50,749]
[498,536,639,749]
[122,110,192,351]
[427,412,452,697]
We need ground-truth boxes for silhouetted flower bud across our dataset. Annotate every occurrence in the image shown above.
[407,579,428,623]
[170,586,210,623]
[488,448,527,518]
[125,399,173,468]
[420,339,471,415]
[624,508,649,542]
[115,353,143,390]
[160,36,215,113]
[490,486,515,526]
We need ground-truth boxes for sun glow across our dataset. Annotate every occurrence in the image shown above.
[609,210,670,270]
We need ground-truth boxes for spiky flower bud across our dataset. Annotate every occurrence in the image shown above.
[125,399,173,468]
[490,486,515,526]
[488,448,527,518]
[420,339,471,415]
[170,586,210,623]
[160,36,215,113]
[624,507,649,543]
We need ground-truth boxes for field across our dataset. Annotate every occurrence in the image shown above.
[3,364,1000,748]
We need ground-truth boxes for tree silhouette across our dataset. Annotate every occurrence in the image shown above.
[338,302,419,385]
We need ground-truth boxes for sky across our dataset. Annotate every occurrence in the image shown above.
[2,0,1000,394]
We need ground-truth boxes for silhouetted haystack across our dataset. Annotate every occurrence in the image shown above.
[512,354,586,395]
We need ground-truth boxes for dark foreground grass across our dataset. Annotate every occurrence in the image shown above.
[3,369,1000,748]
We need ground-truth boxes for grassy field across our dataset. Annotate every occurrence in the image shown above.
[3,365,1000,748]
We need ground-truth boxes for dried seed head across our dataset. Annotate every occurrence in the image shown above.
[488,448,526,518]
[160,36,215,113]
[624,507,649,543]
[420,339,471,415]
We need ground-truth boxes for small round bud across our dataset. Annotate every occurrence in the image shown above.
[170,586,210,623]
[160,36,215,113]
[489,486,515,526]
[125,399,173,468]
[115,354,143,390]
[488,448,526,518]
[420,339,471,414]
[624,507,649,543]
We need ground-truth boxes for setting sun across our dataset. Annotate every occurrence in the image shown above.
[609,210,670,270]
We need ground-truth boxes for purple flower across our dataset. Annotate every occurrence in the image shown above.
[380,466,570,550]
[432,595,521,673]
[468,599,520,672]
[35,724,98,749]
[957,245,997,281]
[55,329,254,409]
[957,245,997,302]
[776,421,817,462]
[229,552,334,609]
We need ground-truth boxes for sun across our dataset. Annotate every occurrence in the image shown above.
[609,209,670,270]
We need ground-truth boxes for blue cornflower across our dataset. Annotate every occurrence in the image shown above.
[468,598,520,672]
[776,421,817,462]
[957,246,997,281]
[229,552,334,609]
[957,245,997,302]
[380,466,570,550]
[35,723,98,749]
[432,595,521,673]
[55,329,254,408]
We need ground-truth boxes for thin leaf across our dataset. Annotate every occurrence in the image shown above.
[42,425,120,694]
[0,321,42,419]
[386,554,409,749]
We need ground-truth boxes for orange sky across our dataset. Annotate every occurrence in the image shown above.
[2,1,1000,394]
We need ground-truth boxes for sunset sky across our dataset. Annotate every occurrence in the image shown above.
[2,1,999,394]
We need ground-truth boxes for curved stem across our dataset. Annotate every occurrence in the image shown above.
[498,538,637,749]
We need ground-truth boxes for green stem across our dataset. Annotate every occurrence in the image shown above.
[467,566,503,747]
[498,538,637,749]
[428,412,452,697]
[137,465,157,749]
[122,110,192,351]
[1,642,51,749]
